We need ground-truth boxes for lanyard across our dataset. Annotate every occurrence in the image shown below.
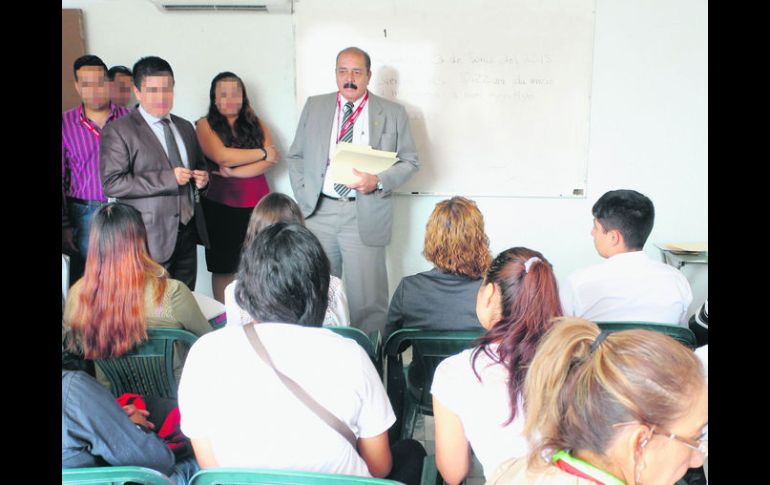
[79,107,110,140]
[335,92,369,144]
[80,116,101,139]
[552,450,625,485]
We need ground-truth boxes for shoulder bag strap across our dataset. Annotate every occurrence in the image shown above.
[243,323,358,450]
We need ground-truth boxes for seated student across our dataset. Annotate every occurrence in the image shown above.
[63,203,213,384]
[560,189,693,325]
[385,196,492,338]
[488,317,707,484]
[62,369,198,485]
[430,247,562,484]
[224,192,349,327]
[179,223,425,485]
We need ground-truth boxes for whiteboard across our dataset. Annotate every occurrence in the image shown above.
[294,0,596,198]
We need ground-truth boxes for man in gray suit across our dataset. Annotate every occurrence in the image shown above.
[288,46,419,335]
[101,56,210,290]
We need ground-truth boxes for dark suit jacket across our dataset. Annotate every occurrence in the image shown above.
[100,109,209,263]
[385,267,484,338]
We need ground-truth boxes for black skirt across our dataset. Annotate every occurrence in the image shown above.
[201,197,254,274]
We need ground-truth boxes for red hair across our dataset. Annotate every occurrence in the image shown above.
[67,203,167,359]
[472,247,563,424]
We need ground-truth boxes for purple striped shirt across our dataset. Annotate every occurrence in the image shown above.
[62,103,130,220]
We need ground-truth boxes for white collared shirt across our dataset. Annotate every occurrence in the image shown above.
[560,250,693,325]
[138,106,190,169]
[322,92,370,198]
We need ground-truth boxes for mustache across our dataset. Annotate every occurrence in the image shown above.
[343,82,358,90]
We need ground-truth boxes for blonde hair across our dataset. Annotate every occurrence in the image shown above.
[523,317,705,469]
[422,196,492,279]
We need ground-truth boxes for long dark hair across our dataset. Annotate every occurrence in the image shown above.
[67,203,167,359]
[471,247,563,424]
[206,71,264,149]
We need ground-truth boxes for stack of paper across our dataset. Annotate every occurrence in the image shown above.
[330,142,398,185]
[663,242,708,254]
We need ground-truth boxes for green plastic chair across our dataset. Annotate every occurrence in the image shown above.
[383,328,484,441]
[326,326,383,377]
[595,321,697,349]
[419,455,442,485]
[94,327,199,399]
[62,466,174,484]
[188,468,405,485]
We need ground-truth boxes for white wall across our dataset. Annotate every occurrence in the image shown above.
[62,0,707,315]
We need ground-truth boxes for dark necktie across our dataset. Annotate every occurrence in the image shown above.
[334,101,355,198]
[161,118,194,224]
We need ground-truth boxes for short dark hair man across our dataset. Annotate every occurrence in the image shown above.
[107,65,133,107]
[560,189,693,325]
[100,56,210,290]
[287,46,420,336]
[62,54,131,284]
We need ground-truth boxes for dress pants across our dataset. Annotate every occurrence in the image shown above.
[160,218,198,291]
[306,196,388,336]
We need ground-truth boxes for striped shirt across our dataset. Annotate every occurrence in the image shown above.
[62,103,130,223]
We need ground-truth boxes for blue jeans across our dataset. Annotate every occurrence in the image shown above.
[67,200,104,257]
[169,456,200,485]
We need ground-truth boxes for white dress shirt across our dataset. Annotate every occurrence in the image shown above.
[321,92,370,198]
[138,106,190,168]
[560,250,693,325]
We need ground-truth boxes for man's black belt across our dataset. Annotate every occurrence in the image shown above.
[321,193,356,202]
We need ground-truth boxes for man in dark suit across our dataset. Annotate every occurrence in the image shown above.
[100,56,209,290]
[287,47,419,335]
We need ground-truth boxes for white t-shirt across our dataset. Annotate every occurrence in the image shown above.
[178,323,395,475]
[224,276,350,327]
[560,251,693,325]
[430,345,528,479]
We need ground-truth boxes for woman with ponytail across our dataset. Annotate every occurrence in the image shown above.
[488,317,708,484]
[430,247,563,484]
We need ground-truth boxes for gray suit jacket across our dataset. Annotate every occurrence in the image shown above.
[287,92,419,246]
[100,109,210,263]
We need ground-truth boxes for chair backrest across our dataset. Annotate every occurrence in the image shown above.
[94,327,198,399]
[596,321,697,349]
[189,468,404,485]
[62,466,174,485]
[383,328,484,436]
[326,326,383,377]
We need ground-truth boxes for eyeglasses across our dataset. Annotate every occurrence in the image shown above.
[614,421,708,458]
[651,426,708,458]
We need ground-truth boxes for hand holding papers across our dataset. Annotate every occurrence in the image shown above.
[330,142,398,185]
